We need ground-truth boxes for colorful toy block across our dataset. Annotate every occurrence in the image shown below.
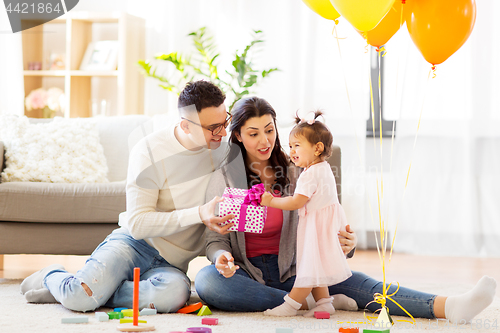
[201,318,218,325]
[276,328,293,333]
[339,327,359,333]
[114,307,128,312]
[375,307,393,327]
[122,309,134,317]
[196,305,212,316]
[363,329,390,333]
[140,308,157,316]
[95,312,109,322]
[120,318,147,324]
[61,317,88,324]
[187,328,212,333]
[314,311,330,319]
[108,311,124,319]
[116,267,155,332]
[177,302,203,314]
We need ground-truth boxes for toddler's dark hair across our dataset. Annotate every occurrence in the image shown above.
[290,110,333,159]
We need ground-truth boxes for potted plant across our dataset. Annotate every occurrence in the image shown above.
[138,27,279,111]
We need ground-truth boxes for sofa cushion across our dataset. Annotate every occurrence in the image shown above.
[1,116,109,183]
[0,181,125,223]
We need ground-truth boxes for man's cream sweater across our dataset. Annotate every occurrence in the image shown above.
[118,123,224,272]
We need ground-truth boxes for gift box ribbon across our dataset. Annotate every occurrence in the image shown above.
[223,184,266,232]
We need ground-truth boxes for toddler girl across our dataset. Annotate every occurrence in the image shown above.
[260,111,352,317]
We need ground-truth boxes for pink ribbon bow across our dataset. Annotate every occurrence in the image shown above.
[243,183,266,206]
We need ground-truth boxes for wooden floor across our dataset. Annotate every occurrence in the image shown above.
[2,251,499,296]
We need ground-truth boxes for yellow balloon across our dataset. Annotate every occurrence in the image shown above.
[330,0,396,32]
[301,0,341,21]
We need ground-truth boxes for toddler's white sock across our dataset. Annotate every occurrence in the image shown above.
[331,294,358,311]
[444,276,496,323]
[264,294,302,317]
[303,297,335,317]
[305,293,316,309]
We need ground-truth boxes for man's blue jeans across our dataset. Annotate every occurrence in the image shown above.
[195,254,437,319]
[43,228,191,312]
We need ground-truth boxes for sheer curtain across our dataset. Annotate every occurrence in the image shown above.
[382,0,500,256]
[0,6,24,116]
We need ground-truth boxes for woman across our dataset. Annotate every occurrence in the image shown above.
[195,97,496,323]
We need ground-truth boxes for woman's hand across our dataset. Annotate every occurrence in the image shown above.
[260,192,273,207]
[215,251,239,278]
[339,224,357,255]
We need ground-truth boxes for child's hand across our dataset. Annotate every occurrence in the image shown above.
[260,192,274,207]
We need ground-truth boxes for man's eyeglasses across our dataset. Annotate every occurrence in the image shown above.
[181,112,232,136]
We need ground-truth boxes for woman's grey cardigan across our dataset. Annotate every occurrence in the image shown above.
[205,164,301,284]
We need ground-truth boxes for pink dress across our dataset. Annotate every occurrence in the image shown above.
[294,161,352,288]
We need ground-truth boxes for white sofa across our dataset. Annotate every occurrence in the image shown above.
[0,115,151,261]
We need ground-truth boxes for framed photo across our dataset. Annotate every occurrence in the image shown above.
[79,41,119,71]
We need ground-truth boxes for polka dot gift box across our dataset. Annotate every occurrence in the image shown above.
[218,186,267,233]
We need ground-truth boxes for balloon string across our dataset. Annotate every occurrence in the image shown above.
[376,47,387,57]
[377,51,384,202]
[331,23,346,40]
[389,68,432,263]
[431,65,437,78]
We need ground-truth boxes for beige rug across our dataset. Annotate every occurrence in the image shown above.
[1,279,499,333]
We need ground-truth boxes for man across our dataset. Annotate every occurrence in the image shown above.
[20,80,234,312]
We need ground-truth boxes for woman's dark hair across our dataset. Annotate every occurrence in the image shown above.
[290,110,333,159]
[227,97,290,194]
[178,80,226,112]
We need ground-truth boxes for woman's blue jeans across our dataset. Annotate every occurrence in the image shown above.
[195,254,437,319]
[43,228,191,313]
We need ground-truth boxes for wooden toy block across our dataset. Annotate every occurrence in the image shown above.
[95,312,109,322]
[122,309,134,317]
[177,302,203,314]
[196,305,212,316]
[61,317,88,324]
[187,327,212,333]
[276,328,293,333]
[339,328,359,333]
[116,323,156,332]
[363,329,390,333]
[140,308,157,316]
[376,307,394,327]
[120,318,147,324]
[108,311,124,319]
[115,307,128,312]
[228,261,236,271]
[116,267,156,332]
[314,311,330,319]
[201,317,218,325]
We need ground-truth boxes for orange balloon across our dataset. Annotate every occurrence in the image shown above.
[406,0,476,65]
[359,2,407,47]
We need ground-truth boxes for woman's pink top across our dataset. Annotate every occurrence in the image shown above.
[245,206,283,258]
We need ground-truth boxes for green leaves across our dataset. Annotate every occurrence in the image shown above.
[137,27,279,109]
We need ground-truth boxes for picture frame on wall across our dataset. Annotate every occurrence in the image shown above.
[79,41,119,71]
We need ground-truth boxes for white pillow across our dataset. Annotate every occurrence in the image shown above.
[0,116,109,183]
